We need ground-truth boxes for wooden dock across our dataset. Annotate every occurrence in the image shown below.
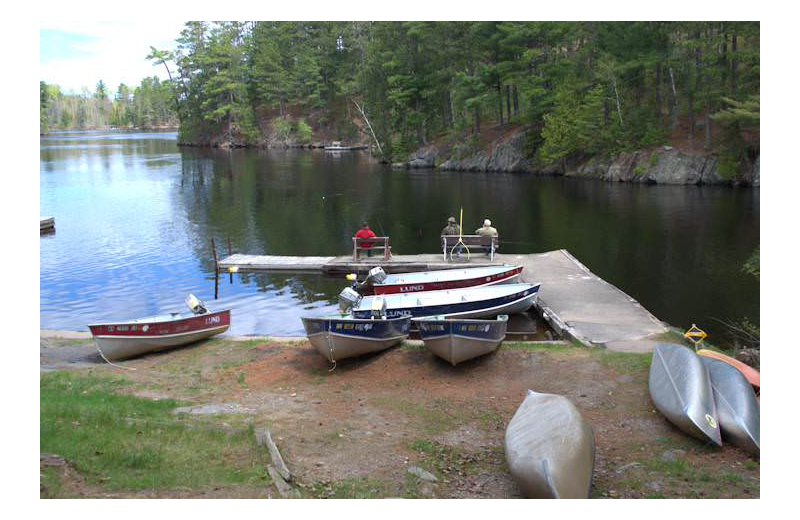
[40,216,55,233]
[217,249,668,351]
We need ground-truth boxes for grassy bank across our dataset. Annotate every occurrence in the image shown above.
[40,371,269,498]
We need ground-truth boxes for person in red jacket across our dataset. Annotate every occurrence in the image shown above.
[354,221,377,257]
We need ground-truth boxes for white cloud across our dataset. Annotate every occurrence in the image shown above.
[40,21,186,94]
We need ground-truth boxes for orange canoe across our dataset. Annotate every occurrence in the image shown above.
[697,349,760,395]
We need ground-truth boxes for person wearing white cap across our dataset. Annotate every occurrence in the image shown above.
[475,219,498,237]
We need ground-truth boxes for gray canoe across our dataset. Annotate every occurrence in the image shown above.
[649,343,722,446]
[700,356,760,455]
[504,390,595,499]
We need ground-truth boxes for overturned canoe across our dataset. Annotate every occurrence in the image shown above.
[415,315,508,365]
[301,315,410,362]
[700,356,760,455]
[649,343,722,446]
[504,390,595,499]
[697,349,760,396]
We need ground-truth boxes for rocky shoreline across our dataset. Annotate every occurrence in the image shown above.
[394,129,759,187]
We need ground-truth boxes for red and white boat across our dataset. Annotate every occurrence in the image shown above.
[88,295,231,361]
[367,265,523,295]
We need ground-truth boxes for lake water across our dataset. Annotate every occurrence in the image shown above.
[40,130,759,342]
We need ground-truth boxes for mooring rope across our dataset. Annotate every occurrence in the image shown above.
[94,341,137,371]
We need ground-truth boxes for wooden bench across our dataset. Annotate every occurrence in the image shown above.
[441,235,499,261]
[353,236,392,260]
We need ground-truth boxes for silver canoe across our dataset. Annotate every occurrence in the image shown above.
[414,315,508,365]
[649,343,722,446]
[301,315,410,362]
[504,390,595,499]
[700,356,760,455]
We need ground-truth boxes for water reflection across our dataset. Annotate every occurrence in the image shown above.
[41,131,759,340]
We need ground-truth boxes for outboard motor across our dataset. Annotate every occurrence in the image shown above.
[367,266,387,284]
[371,297,388,319]
[338,287,362,313]
[185,293,208,315]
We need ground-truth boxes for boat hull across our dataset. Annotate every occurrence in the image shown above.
[373,265,523,295]
[415,315,508,365]
[504,390,595,499]
[697,349,760,395]
[649,343,722,446]
[88,310,231,361]
[700,356,760,455]
[301,316,410,362]
[352,283,539,320]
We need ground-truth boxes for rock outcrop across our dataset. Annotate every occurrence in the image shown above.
[404,129,758,186]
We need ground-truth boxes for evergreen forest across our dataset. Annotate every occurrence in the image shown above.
[41,21,760,171]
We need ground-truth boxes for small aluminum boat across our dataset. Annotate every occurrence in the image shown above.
[366,265,523,295]
[88,295,230,361]
[648,343,722,446]
[700,356,760,455]
[40,216,55,232]
[414,315,508,365]
[697,348,760,396]
[341,283,540,320]
[301,315,410,362]
[504,390,595,499]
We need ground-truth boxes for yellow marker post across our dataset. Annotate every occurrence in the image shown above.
[683,323,708,351]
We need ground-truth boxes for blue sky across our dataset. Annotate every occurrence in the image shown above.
[40,22,186,94]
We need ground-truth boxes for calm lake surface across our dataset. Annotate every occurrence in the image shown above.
[40,130,759,341]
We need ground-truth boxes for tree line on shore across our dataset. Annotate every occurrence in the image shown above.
[39,76,178,132]
[51,22,759,172]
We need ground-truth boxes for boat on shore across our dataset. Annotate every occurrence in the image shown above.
[88,295,230,361]
[504,390,595,498]
[700,356,760,455]
[648,343,722,446]
[324,141,368,151]
[341,283,540,320]
[362,265,523,295]
[415,315,508,365]
[301,314,410,362]
[697,349,760,396]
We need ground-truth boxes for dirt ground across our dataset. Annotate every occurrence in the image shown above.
[40,334,760,499]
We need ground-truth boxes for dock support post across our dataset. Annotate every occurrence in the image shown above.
[211,238,219,299]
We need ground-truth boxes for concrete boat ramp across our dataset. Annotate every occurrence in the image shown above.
[218,249,667,352]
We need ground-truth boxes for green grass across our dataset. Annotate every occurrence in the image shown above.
[41,371,267,494]
[501,341,575,353]
[592,350,652,374]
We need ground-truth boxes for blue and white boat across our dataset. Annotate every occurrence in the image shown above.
[340,283,540,320]
[415,315,508,365]
[300,314,410,362]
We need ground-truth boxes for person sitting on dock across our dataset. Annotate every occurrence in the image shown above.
[354,221,377,257]
[475,219,499,253]
[442,216,463,256]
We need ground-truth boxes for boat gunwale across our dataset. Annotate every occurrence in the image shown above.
[88,309,231,329]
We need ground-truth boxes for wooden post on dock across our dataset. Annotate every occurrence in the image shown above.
[211,238,219,299]
[227,238,233,284]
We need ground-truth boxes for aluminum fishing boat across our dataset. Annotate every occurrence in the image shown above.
[364,265,523,295]
[700,356,760,455]
[504,390,595,499]
[301,314,410,362]
[88,295,230,361]
[414,315,508,365]
[340,283,540,320]
[40,216,55,232]
[648,343,722,446]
